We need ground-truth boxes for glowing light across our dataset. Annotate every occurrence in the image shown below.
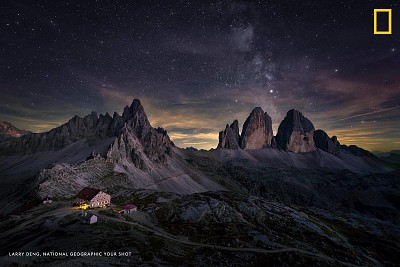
[79,204,89,210]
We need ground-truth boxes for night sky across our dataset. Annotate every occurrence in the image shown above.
[1,0,400,151]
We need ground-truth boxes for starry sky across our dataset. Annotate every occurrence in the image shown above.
[1,0,400,151]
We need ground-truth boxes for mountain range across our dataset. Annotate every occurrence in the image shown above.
[0,99,395,201]
[0,99,399,266]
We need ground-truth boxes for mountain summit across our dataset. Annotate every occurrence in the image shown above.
[107,99,173,166]
[217,107,273,150]
[217,120,240,149]
[240,107,273,149]
[276,109,316,153]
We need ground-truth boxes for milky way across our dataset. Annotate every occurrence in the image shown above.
[1,0,400,151]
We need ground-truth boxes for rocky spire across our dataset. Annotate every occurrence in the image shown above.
[276,109,316,153]
[122,99,151,138]
[106,99,173,167]
[218,120,240,149]
[240,107,273,150]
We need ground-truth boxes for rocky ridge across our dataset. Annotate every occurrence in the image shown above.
[0,121,30,141]
[313,129,375,158]
[0,99,173,163]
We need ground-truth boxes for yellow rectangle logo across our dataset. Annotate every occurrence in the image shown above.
[374,9,392,34]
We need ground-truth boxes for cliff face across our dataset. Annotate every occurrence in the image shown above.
[218,120,240,149]
[240,107,273,150]
[217,107,273,150]
[106,124,172,169]
[276,109,316,153]
[216,108,315,152]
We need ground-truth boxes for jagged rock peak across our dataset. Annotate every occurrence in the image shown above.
[285,109,314,132]
[240,107,273,150]
[130,98,143,111]
[123,99,146,118]
[314,129,340,155]
[83,111,99,127]
[121,99,151,138]
[230,120,240,141]
[276,109,316,153]
[105,100,174,166]
[218,119,240,149]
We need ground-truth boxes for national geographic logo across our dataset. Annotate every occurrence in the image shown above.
[374,9,392,34]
